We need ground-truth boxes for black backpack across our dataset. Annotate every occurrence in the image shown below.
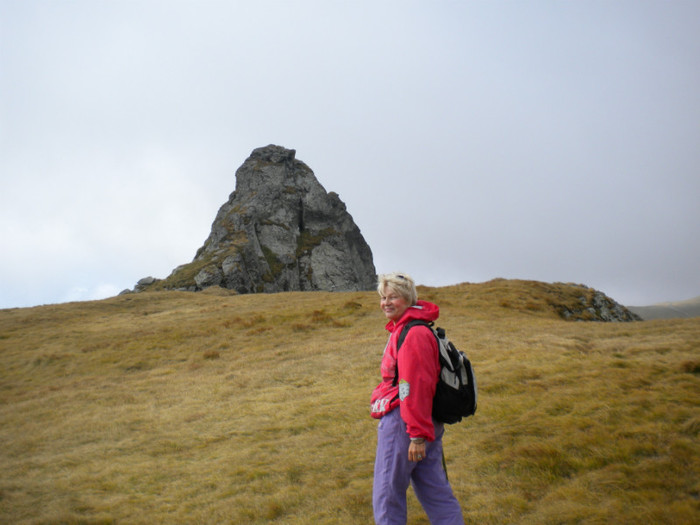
[393,320,477,424]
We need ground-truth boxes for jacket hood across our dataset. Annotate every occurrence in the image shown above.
[385,299,439,332]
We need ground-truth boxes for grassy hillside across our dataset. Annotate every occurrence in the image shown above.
[1,280,699,524]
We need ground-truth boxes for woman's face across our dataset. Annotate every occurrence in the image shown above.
[380,286,410,323]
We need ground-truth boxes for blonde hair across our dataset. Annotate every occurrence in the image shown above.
[377,272,418,305]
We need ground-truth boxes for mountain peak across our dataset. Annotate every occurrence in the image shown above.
[137,145,376,294]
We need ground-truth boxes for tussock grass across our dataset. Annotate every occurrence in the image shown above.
[1,281,699,524]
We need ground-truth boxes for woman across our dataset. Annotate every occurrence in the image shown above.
[370,272,464,525]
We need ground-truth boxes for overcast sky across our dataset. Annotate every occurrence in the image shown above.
[1,0,699,310]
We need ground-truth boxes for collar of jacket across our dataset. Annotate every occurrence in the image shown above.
[385,300,440,333]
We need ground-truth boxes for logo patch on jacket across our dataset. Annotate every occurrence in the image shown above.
[371,398,390,414]
[399,380,410,401]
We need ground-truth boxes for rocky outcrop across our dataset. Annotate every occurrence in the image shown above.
[559,287,642,322]
[473,279,642,322]
[141,145,376,294]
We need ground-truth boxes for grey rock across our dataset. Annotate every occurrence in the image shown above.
[559,289,641,322]
[130,276,161,293]
[160,145,376,294]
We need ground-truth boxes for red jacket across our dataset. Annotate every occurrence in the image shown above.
[370,300,441,441]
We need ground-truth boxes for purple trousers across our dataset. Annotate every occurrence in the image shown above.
[373,408,464,524]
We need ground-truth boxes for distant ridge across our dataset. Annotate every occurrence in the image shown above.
[628,296,700,320]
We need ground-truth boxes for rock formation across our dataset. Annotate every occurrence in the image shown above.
[557,286,642,322]
[139,145,376,294]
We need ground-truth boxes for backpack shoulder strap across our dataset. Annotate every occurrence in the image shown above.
[397,319,432,350]
[392,320,434,386]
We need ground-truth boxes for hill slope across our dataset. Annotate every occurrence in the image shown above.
[629,295,700,320]
[1,281,698,524]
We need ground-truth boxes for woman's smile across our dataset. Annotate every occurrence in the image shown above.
[380,288,409,322]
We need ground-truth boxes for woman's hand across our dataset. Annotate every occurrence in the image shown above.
[408,439,426,462]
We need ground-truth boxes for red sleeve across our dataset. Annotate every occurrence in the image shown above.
[397,325,440,441]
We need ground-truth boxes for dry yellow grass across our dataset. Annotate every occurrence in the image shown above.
[1,280,698,524]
